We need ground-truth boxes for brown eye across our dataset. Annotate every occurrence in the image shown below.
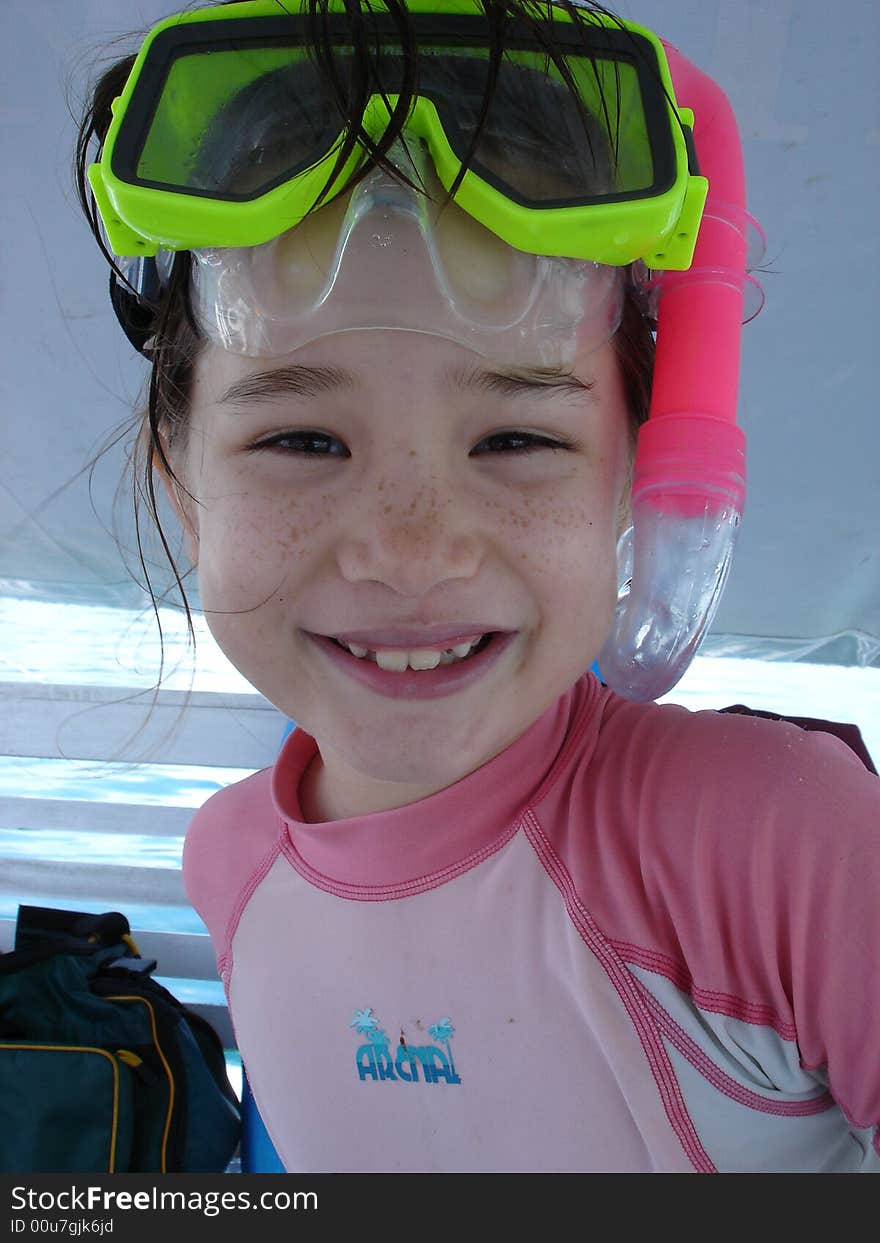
[471,432,570,455]
[254,431,350,457]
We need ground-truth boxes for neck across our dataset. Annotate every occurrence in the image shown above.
[298,749,449,823]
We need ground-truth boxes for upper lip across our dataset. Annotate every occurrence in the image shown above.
[316,624,506,649]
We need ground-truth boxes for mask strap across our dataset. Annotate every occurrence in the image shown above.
[108,254,174,357]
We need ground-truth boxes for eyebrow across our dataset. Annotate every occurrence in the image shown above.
[217,360,595,406]
[218,365,356,405]
[440,362,596,398]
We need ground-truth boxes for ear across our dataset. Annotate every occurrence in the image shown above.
[153,442,200,566]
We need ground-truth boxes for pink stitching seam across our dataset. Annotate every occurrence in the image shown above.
[280,817,522,902]
[634,979,835,1116]
[223,829,285,978]
[522,810,716,1174]
[610,940,799,1042]
[614,942,877,1137]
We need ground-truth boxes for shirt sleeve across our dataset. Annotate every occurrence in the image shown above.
[672,711,880,1146]
[752,725,880,1144]
[182,765,280,979]
[552,697,880,1154]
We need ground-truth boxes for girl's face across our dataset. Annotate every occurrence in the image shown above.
[173,329,633,819]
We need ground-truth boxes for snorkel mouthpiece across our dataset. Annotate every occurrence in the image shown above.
[596,42,761,702]
[597,416,745,701]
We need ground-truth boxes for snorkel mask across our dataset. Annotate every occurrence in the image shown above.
[88,0,765,702]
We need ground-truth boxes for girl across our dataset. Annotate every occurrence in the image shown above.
[76,0,879,1172]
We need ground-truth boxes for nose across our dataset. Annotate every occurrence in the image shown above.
[336,475,483,597]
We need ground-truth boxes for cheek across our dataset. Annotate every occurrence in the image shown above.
[487,467,621,582]
[193,489,320,610]
[486,472,622,668]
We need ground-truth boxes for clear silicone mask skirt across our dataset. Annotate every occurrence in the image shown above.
[189,146,625,367]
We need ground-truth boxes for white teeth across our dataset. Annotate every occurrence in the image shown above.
[374,649,410,672]
[340,635,488,671]
[408,649,443,671]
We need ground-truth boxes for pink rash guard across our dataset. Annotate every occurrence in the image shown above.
[182,673,880,1173]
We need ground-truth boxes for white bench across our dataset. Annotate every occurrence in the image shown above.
[0,678,287,1052]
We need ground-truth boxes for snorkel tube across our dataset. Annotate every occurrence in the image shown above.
[596,42,763,702]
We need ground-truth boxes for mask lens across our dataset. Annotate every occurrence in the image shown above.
[135,50,343,196]
[412,49,655,204]
[127,36,657,206]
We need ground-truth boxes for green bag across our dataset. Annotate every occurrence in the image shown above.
[0,905,241,1173]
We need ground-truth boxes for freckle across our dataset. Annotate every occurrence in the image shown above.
[288,527,300,541]
[409,449,417,457]
[384,504,393,514]
[377,480,385,491]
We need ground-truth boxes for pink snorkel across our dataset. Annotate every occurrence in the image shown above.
[596,41,765,701]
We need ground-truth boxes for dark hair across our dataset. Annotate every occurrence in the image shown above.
[74,0,655,641]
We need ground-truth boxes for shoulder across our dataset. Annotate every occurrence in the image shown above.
[604,694,879,899]
[184,762,278,851]
[182,763,281,961]
[545,683,877,837]
[595,691,878,839]
[539,678,879,846]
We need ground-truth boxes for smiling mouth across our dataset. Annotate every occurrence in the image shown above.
[329,632,494,672]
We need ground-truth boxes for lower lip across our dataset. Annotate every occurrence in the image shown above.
[306,631,516,700]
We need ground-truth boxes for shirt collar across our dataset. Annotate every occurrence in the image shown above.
[271,673,604,891]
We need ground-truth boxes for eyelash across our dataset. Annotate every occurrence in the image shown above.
[252,430,572,457]
[472,431,573,456]
[252,432,349,458]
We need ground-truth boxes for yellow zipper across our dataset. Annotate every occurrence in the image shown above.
[106,995,175,1172]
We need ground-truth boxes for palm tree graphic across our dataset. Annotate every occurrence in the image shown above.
[428,1018,456,1075]
[350,1008,380,1035]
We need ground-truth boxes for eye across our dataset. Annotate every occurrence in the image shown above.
[471,431,573,456]
[252,430,350,458]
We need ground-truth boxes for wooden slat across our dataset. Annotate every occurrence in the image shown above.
[122,928,220,981]
[0,920,219,981]
[0,681,269,1053]
[0,796,192,836]
[0,680,287,766]
[1,858,187,907]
